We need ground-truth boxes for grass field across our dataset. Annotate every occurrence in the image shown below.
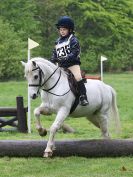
[0,73,133,177]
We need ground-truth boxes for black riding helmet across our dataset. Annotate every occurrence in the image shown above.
[56,16,74,31]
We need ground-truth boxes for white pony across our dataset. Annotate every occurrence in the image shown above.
[21,57,121,157]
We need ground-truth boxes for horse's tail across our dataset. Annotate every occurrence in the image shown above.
[110,87,121,134]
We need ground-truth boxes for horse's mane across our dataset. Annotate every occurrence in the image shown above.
[25,57,67,78]
[25,57,57,73]
[31,57,57,69]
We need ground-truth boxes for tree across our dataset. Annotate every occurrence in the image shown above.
[0,18,26,80]
[0,0,133,80]
[0,0,40,40]
[67,0,133,71]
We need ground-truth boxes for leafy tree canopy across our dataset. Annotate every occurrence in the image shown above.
[0,0,133,79]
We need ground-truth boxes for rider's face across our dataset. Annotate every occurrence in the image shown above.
[59,27,69,37]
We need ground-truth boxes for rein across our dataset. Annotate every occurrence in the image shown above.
[29,64,70,96]
[42,69,61,92]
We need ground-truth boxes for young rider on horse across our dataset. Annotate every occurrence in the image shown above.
[50,16,89,106]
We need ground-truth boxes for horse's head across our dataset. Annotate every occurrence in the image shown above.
[22,57,61,99]
[21,60,43,99]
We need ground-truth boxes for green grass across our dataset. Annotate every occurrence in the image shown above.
[0,157,133,177]
[0,73,133,177]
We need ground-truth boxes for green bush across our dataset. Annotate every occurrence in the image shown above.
[0,18,26,80]
[67,0,133,72]
[0,0,133,80]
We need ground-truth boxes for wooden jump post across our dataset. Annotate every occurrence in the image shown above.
[85,75,101,80]
[0,139,133,157]
[81,70,101,81]
[0,96,28,133]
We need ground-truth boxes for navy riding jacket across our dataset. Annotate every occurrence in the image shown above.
[50,34,81,68]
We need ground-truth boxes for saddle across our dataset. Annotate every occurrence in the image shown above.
[65,69,87,114]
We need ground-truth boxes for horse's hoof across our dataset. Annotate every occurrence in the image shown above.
[39,130,47,136]
[38,128,47,136]
[43,151,53,158]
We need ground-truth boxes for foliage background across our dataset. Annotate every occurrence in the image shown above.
[0,0,133,80]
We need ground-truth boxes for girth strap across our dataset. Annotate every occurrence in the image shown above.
[69,96,80,114]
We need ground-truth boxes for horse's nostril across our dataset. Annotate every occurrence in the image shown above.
[32,94,37,99]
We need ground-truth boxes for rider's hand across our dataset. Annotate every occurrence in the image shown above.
[50,57,58,64]
[58,57,68,67]
[58,57,68,62]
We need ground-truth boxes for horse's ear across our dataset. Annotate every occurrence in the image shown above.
[32,61,36,67]
[21,61,26,67]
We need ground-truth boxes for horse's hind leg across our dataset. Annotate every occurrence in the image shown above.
[61,123,75,133]
[86,115,100,129]
[34,105,50,136]
[87,114,110,139]
[98,113,110,139]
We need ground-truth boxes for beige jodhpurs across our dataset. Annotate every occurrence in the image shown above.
[68,65,82,81]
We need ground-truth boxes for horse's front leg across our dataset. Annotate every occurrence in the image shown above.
[44,107,69,157]
[34,105,51,136]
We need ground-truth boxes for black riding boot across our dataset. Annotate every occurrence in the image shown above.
[77,80,89,106]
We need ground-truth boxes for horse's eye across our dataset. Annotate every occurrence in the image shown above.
[34,75,38,80]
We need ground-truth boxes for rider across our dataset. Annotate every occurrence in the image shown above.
[50,16,89,106]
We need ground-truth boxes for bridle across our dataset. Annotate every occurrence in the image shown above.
[29,65,70,96]
[29,67,43,87]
